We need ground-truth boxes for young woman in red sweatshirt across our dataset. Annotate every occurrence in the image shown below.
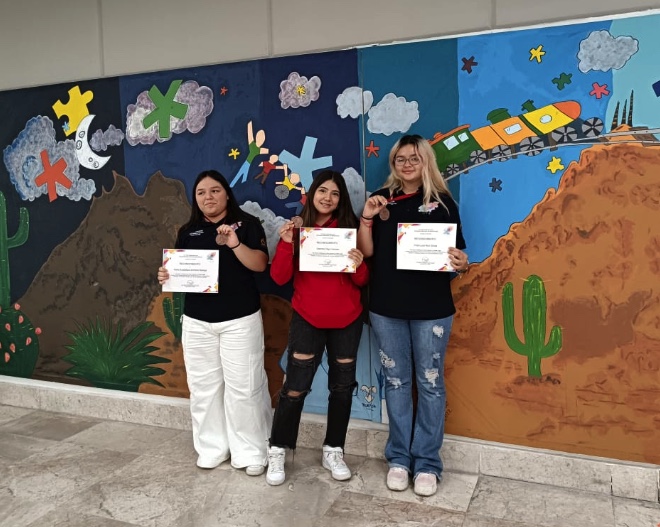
[266,169,369,486]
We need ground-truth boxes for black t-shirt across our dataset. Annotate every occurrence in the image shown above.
[175,214,268,323]
[369,188,466,320]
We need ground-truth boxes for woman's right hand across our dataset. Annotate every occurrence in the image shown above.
[157,266,170,285]
[361,195,388,219]
[279,220,295,244]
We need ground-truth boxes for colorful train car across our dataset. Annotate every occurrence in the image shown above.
[430,100,604,176]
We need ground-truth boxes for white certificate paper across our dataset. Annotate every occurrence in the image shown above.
[396,223,457,272]
[299,228,357,273]
[162,249,219,293]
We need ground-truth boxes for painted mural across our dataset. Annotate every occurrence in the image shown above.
[0,12,659,463]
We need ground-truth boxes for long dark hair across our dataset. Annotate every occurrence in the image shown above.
[299,170,357,228]
[177,170,246,238]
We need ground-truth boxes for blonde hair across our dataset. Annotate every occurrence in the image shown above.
[382,134,452,208]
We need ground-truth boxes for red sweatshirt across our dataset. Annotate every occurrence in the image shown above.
[270,222,369,328]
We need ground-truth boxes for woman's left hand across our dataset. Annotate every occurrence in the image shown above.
[448,247,469,272]
[217,224,240,248]
[348,248,364,267]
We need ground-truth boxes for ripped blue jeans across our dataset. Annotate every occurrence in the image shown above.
[369,312,453,480]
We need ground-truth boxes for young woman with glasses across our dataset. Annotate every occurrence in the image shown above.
[357,135,469,497]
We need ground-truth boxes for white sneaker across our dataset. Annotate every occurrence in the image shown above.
[246,465,265,476]
[322,446,351,481]
[266,446,286,486]
[196,455,225,469]
[386,467,409,491]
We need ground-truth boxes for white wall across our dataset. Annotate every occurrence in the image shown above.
[2,0,660,91]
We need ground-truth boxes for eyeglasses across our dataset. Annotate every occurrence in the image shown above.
[394,156,421,166]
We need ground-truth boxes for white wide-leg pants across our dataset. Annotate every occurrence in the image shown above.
[182,310,272,468]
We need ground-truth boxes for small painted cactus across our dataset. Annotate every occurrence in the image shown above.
[0,303,41,378]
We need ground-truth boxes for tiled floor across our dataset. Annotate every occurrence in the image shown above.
[1,405,659,527]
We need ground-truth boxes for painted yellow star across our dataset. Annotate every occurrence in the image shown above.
[529,45,546,63]
[228,148,240,160]
[546,156,564,174]
[296,85,306,96]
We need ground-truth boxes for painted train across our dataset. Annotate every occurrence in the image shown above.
[430,100,604,176]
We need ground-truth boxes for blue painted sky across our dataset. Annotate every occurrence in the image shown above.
[359,39,459,192]
[457,20,613,262]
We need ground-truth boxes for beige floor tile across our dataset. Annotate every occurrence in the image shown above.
[0,488,57,527]
[63,420,182,455]
[63,455,230,527]
[468,476,615,527]
[25,508,141,527]
[345,457,479,513]
[0,442,138,504]
[0,431,58,462]
[613,497,660,527]
[0,405,35,426]
[318,490,465,527]
[0,410,100,441]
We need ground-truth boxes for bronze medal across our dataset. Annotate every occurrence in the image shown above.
[291,216,304,228]
[215,232,228,245]
[379,208,390,221]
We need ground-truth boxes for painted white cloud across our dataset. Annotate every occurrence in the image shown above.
[240,201,288,262]
[336,87,374,119]
[279,72,322,109]
[3,116,95,201]
[577,30,639,73]
[341,167,366,216]
[90,124,124,152]
[125,80,213,146]
[367,93,419,136]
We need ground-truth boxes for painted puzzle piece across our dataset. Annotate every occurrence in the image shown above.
[143,80,188,139]
[552,73,573,90]
[278,136,332,190]
[52,86,94,137]
[34,151,71,202]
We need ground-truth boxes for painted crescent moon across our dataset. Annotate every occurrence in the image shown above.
[75,114,110,170]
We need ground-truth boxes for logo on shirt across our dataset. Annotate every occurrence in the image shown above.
[418,202,440,214]
[189,229,204,236]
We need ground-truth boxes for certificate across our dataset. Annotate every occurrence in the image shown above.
[299,228,357,273]
[396,223,457,272]
[162,249,219,293]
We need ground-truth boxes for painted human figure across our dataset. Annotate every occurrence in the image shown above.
[254,154,284,185]
[284,186,307,215]
[230,121,268,187]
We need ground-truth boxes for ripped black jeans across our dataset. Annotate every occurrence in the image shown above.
[269,310,362,450]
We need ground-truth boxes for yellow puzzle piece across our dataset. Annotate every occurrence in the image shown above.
[52,86,94,136]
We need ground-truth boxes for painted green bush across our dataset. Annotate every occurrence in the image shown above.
[162,292,184,340]
[0,303,41,378]
[502,274,562,378]
[63,318,169,392]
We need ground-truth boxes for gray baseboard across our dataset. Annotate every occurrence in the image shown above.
[1,375,658,503]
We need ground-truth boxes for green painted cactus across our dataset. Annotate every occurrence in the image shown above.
[0,303,41,378]
[162,292,184,340]
[502,274,562,378]
[0,191,29,308]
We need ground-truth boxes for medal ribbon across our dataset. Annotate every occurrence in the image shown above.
[385,190,421,206]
